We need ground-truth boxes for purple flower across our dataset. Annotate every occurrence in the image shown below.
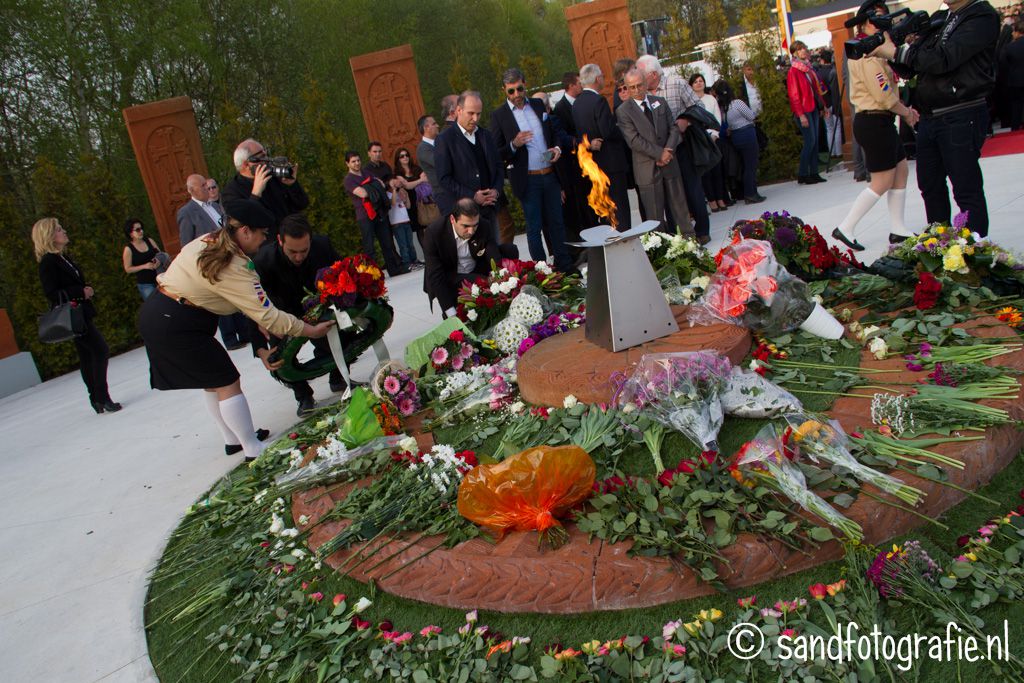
[397,398,415,416]
[953,211,969,229]
[773,226,798,249]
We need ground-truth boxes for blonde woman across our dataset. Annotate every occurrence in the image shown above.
[33,218,121,414]
[138,201,334,461]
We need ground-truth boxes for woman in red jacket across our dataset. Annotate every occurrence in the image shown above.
[787,41,830,185]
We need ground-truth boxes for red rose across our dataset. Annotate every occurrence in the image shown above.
[913,273,942,310]
[449,330,465,342]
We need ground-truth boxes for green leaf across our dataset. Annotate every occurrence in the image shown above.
[832,493,855,508]
[412,669,430,683]
[809,527,834,542]
[951,561,975,578]
[939,576,957,589]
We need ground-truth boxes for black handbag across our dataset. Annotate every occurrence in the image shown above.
[38,292,86,343]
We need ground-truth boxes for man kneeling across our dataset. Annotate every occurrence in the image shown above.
[423,198,501,318]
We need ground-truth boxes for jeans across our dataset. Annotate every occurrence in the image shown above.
[358,216,403,275]
[521,172,572,271]
[824,112,843,156]
[797,109,820,176]
[218,312,249,347]
[731,125,760,198]
[74,317,111,404]
[915,104,989,236]
[391,221,417,265]
[137,283,156,300]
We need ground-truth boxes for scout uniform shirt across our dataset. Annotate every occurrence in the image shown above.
[157,236,305,338]
[848,55,900,113]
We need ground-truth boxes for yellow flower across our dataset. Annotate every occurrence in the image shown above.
[924,237,939,247]
[936,226,945,234]
[942,244,966,272]
[697,608,724,622]
[961,228,971,238]
[965,552,978,562]
[964,246,975,255]
[682,621,702,636]
[793,420,822,442]
[580,640,602,655]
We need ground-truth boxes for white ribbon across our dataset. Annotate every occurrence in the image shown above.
[326,306,391,401]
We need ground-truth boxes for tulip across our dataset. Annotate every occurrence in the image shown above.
[737,595,757,608]
[332,593,346,607]
[808,583,828,600]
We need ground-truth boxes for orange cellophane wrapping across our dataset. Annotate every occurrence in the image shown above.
[456,445,596,538]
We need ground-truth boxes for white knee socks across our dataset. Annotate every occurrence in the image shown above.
[887,188,907,233]
[204,390,239,446]
[218,394,263,461]
[838,188,881,238]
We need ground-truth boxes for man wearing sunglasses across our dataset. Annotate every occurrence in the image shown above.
[489,68,575,273]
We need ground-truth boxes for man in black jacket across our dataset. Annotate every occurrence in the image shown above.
[873,0,1000,236]
[250,213,345,415]
[221,138,309,236]
[422,199,501,318]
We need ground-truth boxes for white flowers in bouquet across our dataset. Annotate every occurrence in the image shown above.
[508,292,545,326]
[489,276,520,296]
[720,366,803,417]
[272,434,407,494]
[641,231,664,251]
[494,318,530,354]
[868,337,888,360]
[665,233,699,260]
[416,444,468,495]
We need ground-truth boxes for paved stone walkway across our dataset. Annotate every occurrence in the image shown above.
[1,152,1021,682]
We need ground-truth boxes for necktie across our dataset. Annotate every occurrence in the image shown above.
[642,100,655,128]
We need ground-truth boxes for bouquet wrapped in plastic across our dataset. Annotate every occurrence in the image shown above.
[426,356,518,427]
[273,434,408,495]
[690,239,842,339]
[457,445,595,545]
[783,414,923,505]
[720,366,802,417]
[613,351,732,451]
[731,423,863,541]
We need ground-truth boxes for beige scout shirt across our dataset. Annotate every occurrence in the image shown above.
[158,237,304,338]
[849,55,900,113]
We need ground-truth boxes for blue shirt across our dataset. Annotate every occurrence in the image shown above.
[507,101,549,171]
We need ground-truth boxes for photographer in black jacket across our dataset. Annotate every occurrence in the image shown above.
[870,0,1000,236]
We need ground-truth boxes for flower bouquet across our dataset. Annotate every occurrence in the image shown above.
[690,238,842,339]
[613,351,732,451]
[370,361,421,418]
[719,366,802,417]
[732,211,863,280]
[731,423,863,541]
[517,309,586,357]
[782,414,923,505]
[640,229,716,287]
[888,213,1024,293]
[426,357,518,427]
[424,328,494,375]
[456,260,582,333]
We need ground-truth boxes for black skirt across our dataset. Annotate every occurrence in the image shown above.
[853,111,906,173]
[138,291,240,390]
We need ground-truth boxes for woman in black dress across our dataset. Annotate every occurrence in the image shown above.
[33,217,121,414]
[121,218,162,300]
[393,147,428,261]
[138,200,334,461]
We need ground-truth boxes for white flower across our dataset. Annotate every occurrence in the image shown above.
[748,359,761,372]
[470,284,480,297]
[268,514,284,535]
[354,597,372,613]
[490,282,501,295]
[534,261,552,275]
[869,337,888,360]
[622,403,636,414]
[282,528,299,538]
[253,489,267,504]
[512,636,531,645]
[313,561,322,570]
[467,309,478,321]
[291,548,306,559]
[689,275,710,290]
[398,436,419,454]
[466,609,478,623]
[508,400,525,414]
[493,318,530,354]
[563,394,578,409]
[508,292,544,325]
[812,294,824,305]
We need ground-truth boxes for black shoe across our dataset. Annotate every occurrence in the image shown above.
[697,234,712,245]
[329,379,346,393]
[297,396,316,416]
[831,228,865,251]
[91,401,105,414]
[888,233,912,244]
[809,174,826,183]
[854,174,869,182]
[744,195,766,204]
[797,176,809,185]
[225,341,247,351]
[103,401,122,413]
[225,428,270,455]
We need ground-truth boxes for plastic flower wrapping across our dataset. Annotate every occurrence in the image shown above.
[731,211,862,279]
[719,366,802,417]
[613,351,732,451]
[272,435,407,495]
[731,423,863,541]
[781,414,923,505]
[689,239,818,337]
[456,260,581,333]
[428,357,518,427]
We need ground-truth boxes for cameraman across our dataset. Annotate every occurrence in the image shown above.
[870,0,1000,236]
[222,138,309,236]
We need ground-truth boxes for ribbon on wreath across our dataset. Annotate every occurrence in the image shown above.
[325,305,390,400]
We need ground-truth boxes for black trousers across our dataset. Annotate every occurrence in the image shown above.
[676,149,710,238]
[358,216,403,275]
[74,318,110,403]
[280,336,343,401]
[915,104,989,236]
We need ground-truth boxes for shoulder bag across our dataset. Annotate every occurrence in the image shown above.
[38,291,86,343]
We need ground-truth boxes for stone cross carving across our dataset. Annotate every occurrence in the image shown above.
[350,45,427,163]
[565,0,637,102]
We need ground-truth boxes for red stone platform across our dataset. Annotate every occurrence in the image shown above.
[517,305,752,406]
[292,315,1024,614]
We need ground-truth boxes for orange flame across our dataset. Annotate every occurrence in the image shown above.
[576,135,617,228]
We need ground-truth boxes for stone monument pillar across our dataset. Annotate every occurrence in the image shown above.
[349,45,427,163]
[827,13,856,162]
[0,309,40,398]
[564,0,637,103]
[123,96,209,256]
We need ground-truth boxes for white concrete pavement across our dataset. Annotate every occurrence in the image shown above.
[1,151,1022,682]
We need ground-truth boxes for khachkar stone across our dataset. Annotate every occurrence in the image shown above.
[565,0,637,103]
[350,44,426,165]
[123,97,209,256]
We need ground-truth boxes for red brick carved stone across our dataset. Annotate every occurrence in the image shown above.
[565,0,637,103]
[295,315,1024,614]
[123,97,209,256]
[349,45,426,164]
[0,309,18,359]
[518,306,751,407]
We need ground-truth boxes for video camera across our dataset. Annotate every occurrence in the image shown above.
[844,8,933,61]
[247,153,295,181]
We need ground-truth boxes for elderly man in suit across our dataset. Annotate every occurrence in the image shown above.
[177,174,225,246]
[489,68,573,272]
[572,63,632,230]
[422,198,502,318]
[616,68,692,236]
[434,91,503,242]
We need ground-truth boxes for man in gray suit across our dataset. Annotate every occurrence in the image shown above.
[177,174,226,246]
[416,114,448,209]
[615,68,692,236]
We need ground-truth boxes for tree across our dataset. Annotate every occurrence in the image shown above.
[520,55,548,90]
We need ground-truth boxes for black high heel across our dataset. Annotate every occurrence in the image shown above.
[91,401,105,414]
[225,428,270,455]
[832,228,865,251]
[102,400,122,412]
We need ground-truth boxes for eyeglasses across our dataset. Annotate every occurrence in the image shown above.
[506,85,525,95]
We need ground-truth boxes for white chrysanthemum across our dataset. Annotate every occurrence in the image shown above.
[640,232,663,251]
[493,318,530,354]
[563,394,578,409]
[508,293,545,325]
[508,400,525,414]
[467,309,478,321]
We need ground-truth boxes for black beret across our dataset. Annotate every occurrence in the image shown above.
[224,199,275,231]
[844,0,889,28]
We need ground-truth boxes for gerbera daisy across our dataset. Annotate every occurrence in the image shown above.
[383,375,401,395]
[430,346,449,366]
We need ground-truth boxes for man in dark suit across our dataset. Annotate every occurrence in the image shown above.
[221,138,309,236]
[616,68,692,235]
[434,91,503,241]
[416,115,448,209]
[422,198,501,318]
[489,68,573,272]
[177,174,225,246]
[572,63,632,230]
[552,72,589,256]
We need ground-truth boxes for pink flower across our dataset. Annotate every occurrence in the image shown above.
[398,398,414,416]
[459,343,474,359]
[430,347,449,366]
[383,376,400,395]
[737,595,757,608]
[663,643,686,657]
[352,616,371,630]
[309,592,324,602]
[332,593,346,607]
[808,583,828,600]
[393,632,413,645]
[781,628,798,638]
[452,356,465,371]
[760,608,782,618]
[420,625,442,637]
[978,525,996,537]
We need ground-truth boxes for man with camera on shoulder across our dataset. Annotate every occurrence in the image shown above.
[222,138,309,236]
[869,0,1000,237]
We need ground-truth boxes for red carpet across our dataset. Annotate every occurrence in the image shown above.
[981,129,1024,158]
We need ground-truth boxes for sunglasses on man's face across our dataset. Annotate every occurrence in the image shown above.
[506,85,525,95]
